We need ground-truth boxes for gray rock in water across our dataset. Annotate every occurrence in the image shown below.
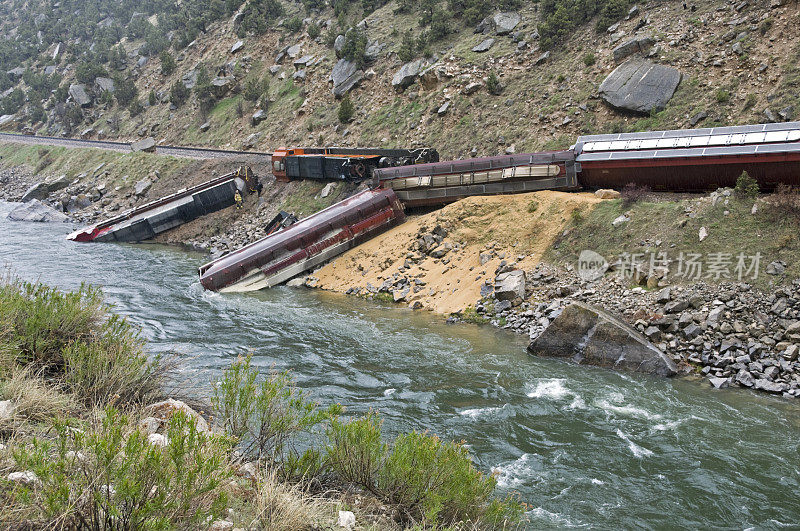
[494,270,525,301]
[493,12,521,35]
[8,199,68,222]
[392,59,427,92]
[709,377,730,389]
[599,58,681,114]
[68,84,92,107]
[131,137,156,153]
[330,59,364,97]
[472,38,495,53]
[528,301,678,377]
[612,36,656,63]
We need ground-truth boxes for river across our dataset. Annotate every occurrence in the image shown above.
[2,201,799,529]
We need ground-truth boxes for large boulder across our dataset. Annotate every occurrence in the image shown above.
[182,70,199,90]
[8,199,68,222]
[599,58,681,114]
[20,182,50,202]
[211,76,234,98]
[330,59,364,97]
[131,137,156,153]
[472,38,495,53]
[528,301,678,377]
[392,59,427,92]
[493,12,521,35]
[334,34,345,58]
[94,77,115,94]
[494,270,525,301]
[68,84,92,107]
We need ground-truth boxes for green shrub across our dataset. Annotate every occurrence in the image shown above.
[715,88,731,103]
[212,355,341,468]
[114,75,138,106]
[397,30,417,63]
[307,22,321,40]
[284,16,303,33]
[75,61,108,84]
[5,407,231,528]
[583,52,596,66]
[486,71,502,95]
[170,82,190,107]
[148,90,157,106]
[744,93,757,110]
[342,27,368,68]
[325,412,525,527]
[128,98,144,117]
[338,96,355,123]
[0,278,168,407]
[244,76,269,102]
[735,171,759,198]
[527,200,539,213]
[160,50,177,76]
[325,411,386,489]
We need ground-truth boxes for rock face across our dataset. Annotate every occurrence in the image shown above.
[493,12,521,35]
[599,58,681,114]
[8,199,68,222]
[330,59,364,97]
[68,83,91,107]
[392,59,427,91]
[131,137,156,152]
[528,302,678,377]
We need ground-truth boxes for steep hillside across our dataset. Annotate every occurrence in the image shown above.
[0,0,798,159]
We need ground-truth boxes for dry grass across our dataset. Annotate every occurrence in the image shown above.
[0,368,76,430]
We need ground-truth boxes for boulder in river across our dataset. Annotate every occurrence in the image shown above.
[8,199,68,222]
[528,301,678,377]
[599,58,681,114]
[494,270,525,301]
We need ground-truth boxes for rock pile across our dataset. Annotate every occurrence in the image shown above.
[464,262,800,397]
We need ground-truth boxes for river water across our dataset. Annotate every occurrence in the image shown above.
[2,201,799,529]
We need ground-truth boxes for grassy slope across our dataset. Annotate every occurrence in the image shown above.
[548,194,800,288]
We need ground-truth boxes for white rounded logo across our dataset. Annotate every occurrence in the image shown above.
[577,250,608,281]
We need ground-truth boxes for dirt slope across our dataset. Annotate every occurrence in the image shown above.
[313,190,603,314]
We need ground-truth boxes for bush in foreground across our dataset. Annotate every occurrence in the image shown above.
[0,278,168,408]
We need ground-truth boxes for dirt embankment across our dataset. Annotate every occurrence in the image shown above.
[312,191,603,314]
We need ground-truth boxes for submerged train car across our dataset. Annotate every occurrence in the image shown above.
[373,150,580,207]
[271,147,438,182]
[198,188,405,292]
[575,122,800,191]
[68,167,257,243]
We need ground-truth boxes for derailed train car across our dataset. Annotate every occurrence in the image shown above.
[198,188,405,292]
[372,150,580,207]
[575,121,800,191]
[270,147,438,183]
[69,166,257,243]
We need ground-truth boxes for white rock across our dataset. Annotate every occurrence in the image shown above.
[210,520,234,530]
[612,214,630,226]
[145,399,210,434]
[337,510,356,528]
[699,226,708,241]
[0,400,15,422]
[8,471,39,485]
[139,416,161,434]
[147,433,169,447]
[595,189,620,199]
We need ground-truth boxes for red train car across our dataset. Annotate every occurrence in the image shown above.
[575,122,800,192]
[198,188,405,292]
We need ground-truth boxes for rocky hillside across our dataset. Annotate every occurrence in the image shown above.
[0,0,798,159]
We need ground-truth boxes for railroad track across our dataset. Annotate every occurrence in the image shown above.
[0,132,272,161]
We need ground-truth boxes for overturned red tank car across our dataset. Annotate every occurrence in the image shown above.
[198,188,405,292]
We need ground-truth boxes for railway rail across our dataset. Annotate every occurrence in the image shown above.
[0,132,272,161]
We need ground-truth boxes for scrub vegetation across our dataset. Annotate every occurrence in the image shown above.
[0,277,526,529]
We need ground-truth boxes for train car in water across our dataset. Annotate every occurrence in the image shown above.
[373,150,580,207]
[198,188,405,292]
[574,121,800,192]
[68,166,257,243]
[270,147,438,183]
